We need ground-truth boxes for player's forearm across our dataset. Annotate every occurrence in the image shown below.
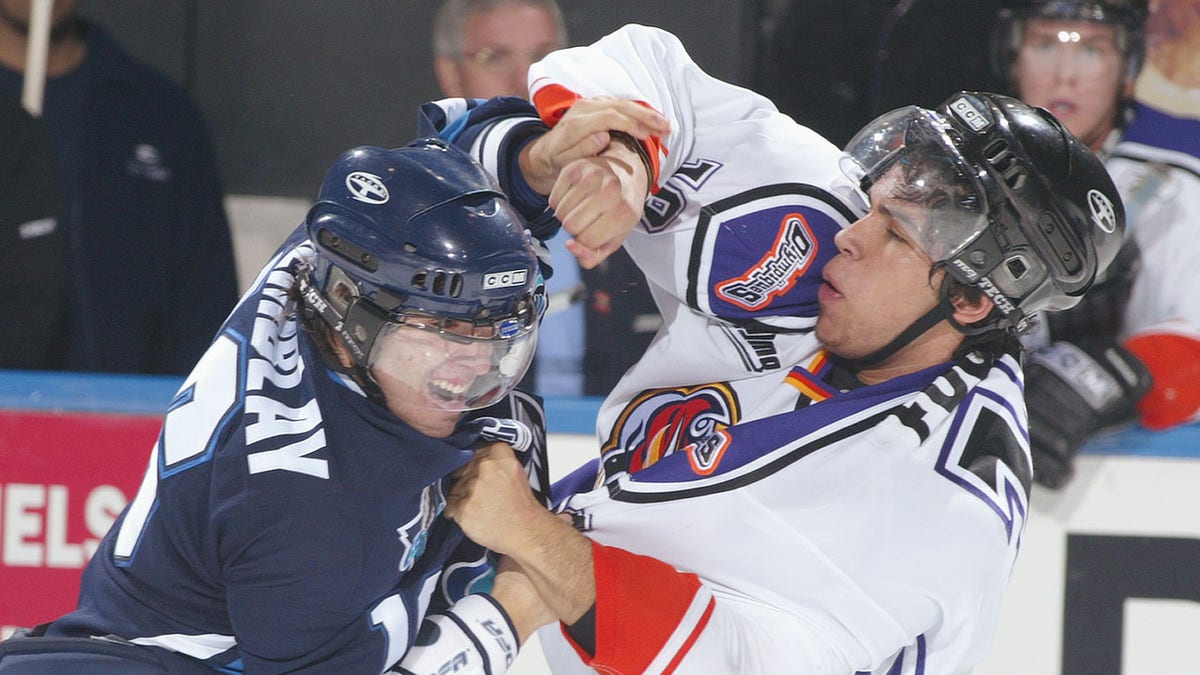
[501,510,596,624]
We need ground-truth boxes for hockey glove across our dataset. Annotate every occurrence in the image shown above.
[1025,340,1152,489]
[391,594,518,675]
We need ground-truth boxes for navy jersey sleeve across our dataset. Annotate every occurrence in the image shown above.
[417,97,558,241]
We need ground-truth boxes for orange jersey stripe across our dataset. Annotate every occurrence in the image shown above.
[530,83,666,190]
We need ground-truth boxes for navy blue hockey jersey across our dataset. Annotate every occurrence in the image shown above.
[49,234,546,674]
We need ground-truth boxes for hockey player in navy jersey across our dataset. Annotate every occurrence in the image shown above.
[0,138,554,674]
[397,25,1129,675]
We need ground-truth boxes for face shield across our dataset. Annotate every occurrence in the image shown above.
[838,106,992,264]
[367,309,538,412]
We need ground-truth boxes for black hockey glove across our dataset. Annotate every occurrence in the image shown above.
[1025,340,1152,489]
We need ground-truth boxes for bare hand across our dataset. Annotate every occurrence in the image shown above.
[449,446,600,626]
[519,96,669,195]
[445,442,552,554]
[551,150,649,268]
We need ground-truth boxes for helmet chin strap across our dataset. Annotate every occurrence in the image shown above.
[849,297,957,368]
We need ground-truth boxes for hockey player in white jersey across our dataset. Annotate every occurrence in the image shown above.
[399,25,1127,675]
[993,0,1200,488]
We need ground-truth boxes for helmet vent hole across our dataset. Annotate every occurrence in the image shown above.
[411,270,427,290]
[1006,256,1028,280]
[984,140,1026,190]
[404,242,418,253]
[449,274,463,298]
[433,272,447,295]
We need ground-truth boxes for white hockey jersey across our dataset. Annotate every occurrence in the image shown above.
[1106,102,1200,428]
[528,24,860,470]
[527,25,1032,675]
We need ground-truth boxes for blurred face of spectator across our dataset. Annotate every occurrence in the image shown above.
[1146,0,1200,87]
[1148,0,1200,41]
[434,1,561,99]
[0,0,81,36]
[1011,19,1126,150]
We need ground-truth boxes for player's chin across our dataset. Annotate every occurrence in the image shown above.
[421,415,462,439]
[813,315,837,351]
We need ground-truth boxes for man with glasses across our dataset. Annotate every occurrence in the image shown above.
[432,0,567,102]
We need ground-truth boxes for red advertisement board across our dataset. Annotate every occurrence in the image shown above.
[0,410,161,635]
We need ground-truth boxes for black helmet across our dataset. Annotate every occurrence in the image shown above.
[992,0,1148,89]
[299,139,543,410]
[840,91,1125,335]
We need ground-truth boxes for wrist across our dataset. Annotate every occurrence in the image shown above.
[517,137,556,195]
[605,130,654,197]
[508,514,596,624]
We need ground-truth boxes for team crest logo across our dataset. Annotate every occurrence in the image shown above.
[396,485,444,572]
[687,429,733,475]
[714,213,817,311]
[602,385,738,479]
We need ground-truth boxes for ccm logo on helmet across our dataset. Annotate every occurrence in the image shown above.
[483,269,528,289]
[346,171,390,205]
[948,96,993,133]
[1087,189,1118,234]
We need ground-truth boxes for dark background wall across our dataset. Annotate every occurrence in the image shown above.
[80,0,763,199]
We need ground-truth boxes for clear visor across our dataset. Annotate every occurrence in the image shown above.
[839,106,991,262]
[367,312,537,412]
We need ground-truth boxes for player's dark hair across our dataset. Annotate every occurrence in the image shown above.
[291,285,342,366]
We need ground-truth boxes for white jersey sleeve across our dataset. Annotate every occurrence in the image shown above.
[528,24,855,314]
[528,24,861,443]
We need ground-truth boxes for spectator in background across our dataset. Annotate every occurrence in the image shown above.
[1137,0,1200,115]
[994,0,1200,488]
[755,0,1005,148]
[432,0,662,398]
[0,0,237,375]
[0,94,64,370]
[433,0,566,100]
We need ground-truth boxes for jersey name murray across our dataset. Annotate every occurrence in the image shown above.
[114,242,333,563]
[85,237,459,671]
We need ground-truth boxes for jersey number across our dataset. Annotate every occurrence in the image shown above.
[113,333,246,563]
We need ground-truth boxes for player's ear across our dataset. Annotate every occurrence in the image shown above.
[950,292,994,326]
[434,56,465,98]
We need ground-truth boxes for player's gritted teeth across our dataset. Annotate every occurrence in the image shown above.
[429,377,471,402]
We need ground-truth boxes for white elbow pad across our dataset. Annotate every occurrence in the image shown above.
[391,594,518,675]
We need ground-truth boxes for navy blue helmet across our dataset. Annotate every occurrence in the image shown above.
[299,139,542,410]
